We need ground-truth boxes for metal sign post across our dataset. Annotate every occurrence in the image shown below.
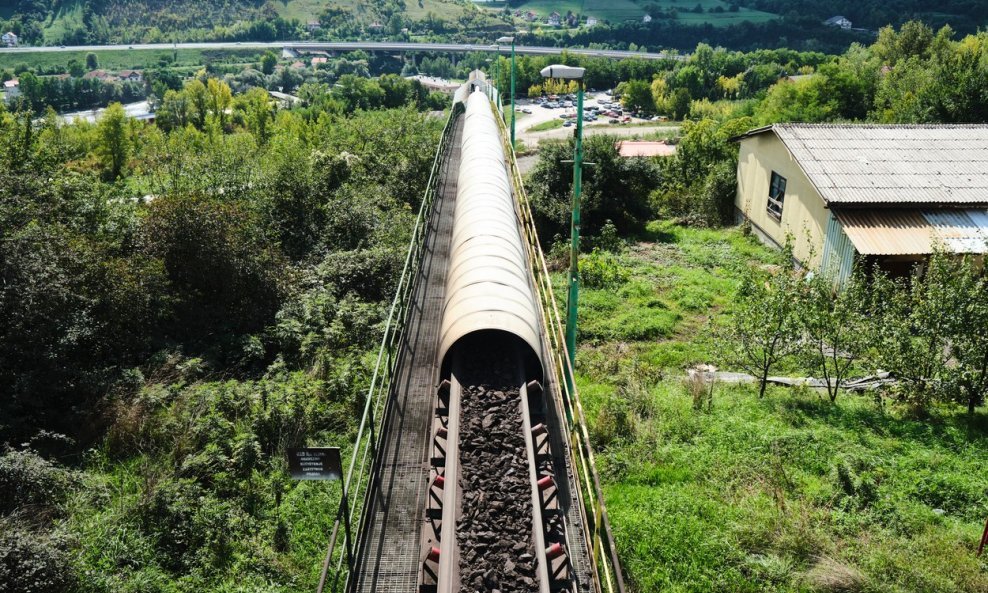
[287,447,352,593]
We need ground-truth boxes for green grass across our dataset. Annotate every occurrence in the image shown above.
[41,0,86,45]
[511,0,777,26]
[567,221,988,592]
[528,118,565,132]
[273,0,473,22]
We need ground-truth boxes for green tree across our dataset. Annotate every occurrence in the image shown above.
[236,87,274,144]
[260,51,278,75]
[723,253,804,398]
[755,76,838,124]
[96,102,130,180]
[944,257,988,413]
[140,194,289,339]
[528,135,662,244]
[800,268,873,402]
[85,52,99,70]
[619,79,656,114]
[875,252,956,409]
[671,87,691,120]
[67,59,85,78]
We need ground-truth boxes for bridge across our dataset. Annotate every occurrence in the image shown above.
[318,76,626,593]
[0,41,680,61]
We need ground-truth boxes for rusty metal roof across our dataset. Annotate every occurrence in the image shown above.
[735,124,988,205]
[615,141,676,157]
[834,208,988,255]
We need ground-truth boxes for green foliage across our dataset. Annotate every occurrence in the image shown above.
[720,251,804,397]
[528,134,662,244]
[96,102,131,180]
[580,248,630,289]
[652,116,752,226]
[0,525,78,593]
[618,79,657,114]
[140,193,290,341]
[799,268,873,402]
[260,51,278,75]
[754,74,838,124]
[0,450,76,517]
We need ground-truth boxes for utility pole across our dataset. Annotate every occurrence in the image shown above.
[540,64,586,384]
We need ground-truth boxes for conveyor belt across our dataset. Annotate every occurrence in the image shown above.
[351,113,463,593]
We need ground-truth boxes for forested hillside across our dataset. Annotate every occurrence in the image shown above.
[0,75,443,591]
[0,0,505,45]
[2,0,987,51]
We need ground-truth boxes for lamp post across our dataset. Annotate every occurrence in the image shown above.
[540,64,586,384]
[497,36,516,147]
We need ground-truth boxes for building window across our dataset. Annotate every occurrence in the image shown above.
[767,171,786,220]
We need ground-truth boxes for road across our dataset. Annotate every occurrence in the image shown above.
[58,100,151,124]
[0,41,681,61]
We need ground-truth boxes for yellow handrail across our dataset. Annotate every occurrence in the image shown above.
[493,99,626,593]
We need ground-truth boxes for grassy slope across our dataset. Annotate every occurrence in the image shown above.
[511,0,777,26]
[565,221,988,592]
[271,0,473,23]
[41,0,86,44]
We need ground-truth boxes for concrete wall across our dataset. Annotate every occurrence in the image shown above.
[735,132,830,268]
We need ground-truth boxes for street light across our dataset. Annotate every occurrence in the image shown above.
[497,36,516,147]
[540,63,586,383]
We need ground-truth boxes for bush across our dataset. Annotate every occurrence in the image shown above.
[0,450,75,517]
[580,249,629,289]
[0,525,77,593]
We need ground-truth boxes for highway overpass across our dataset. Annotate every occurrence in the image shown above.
[0,41,681,61]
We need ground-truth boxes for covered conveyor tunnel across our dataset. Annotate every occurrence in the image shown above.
[438,90,544,381]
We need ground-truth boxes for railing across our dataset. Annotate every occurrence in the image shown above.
[316,103,463,593]
[494,99,628,593]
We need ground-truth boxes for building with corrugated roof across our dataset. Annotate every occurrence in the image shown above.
[732,124,988,282]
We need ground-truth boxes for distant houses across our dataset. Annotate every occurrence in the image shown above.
[643,14,653,23]
[2,31,17,47]
[586,17,598,27]
[547,12,562,26]
[2,79,20,102]
[118,70,143,83]
[824,15,852,29]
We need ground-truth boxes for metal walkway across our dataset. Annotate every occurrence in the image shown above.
[352,114,463,593]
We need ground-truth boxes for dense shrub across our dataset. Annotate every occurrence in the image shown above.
[0,526,77,593]
[0,451,75,517]
[527,135,662,245]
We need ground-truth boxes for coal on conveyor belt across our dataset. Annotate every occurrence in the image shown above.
[457,357,538,593]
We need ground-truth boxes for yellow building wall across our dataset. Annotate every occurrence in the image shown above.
[735,133,831,268]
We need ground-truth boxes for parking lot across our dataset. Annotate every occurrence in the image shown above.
[509,91,677,149]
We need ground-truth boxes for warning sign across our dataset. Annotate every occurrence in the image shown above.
[287,447,343,481]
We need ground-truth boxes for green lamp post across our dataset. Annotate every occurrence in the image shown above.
[497,36,516,147]
[540,63,586,384]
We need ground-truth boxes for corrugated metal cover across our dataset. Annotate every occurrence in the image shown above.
[922,210,988,253]
[438,90,543,371]
[834,210,934,255]
[744,124,988,205]
[834,209,988,255]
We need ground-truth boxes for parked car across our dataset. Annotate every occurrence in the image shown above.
[563,100,574,108]
[608,118,619,124]
[563,120,573,127]
[522,108,532,114]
